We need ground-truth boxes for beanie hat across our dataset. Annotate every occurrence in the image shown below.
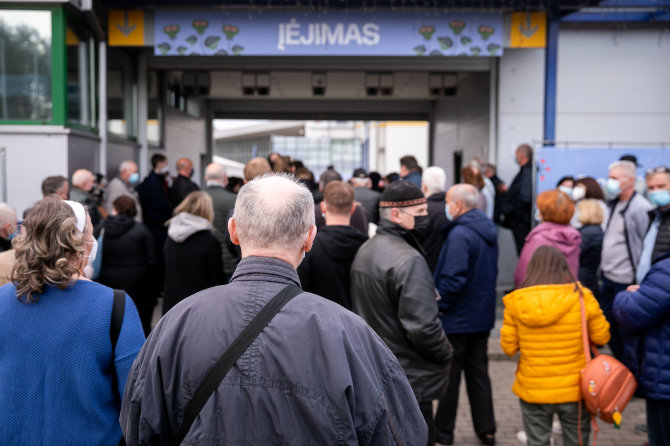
[379,180,426,208]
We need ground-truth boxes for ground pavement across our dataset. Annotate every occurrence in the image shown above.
[440,319,648,446]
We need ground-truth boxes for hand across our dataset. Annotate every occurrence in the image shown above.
[626,285,640,292]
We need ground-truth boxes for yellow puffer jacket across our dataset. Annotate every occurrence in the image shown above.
[500,284,610,404]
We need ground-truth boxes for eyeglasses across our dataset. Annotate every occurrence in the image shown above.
[646,166,670,175]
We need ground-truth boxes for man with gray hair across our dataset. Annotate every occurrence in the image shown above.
[105,161,142,222]
[203,162,237,278]
[421,166,448,272]
[600,159,654,359]
[70,169,103,236]
[121,174,427,445]
[433,184,498,446]
[0,203,17,252]
[41,175,69,200]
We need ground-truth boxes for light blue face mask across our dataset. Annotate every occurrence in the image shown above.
[558,186,573,197]
[535,208,542,222]
[129,172,139,185]
[445,204,453,222]
[649,189,670,207]
[606,178,621,196]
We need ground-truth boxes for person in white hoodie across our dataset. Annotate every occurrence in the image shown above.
[163,191,224,315]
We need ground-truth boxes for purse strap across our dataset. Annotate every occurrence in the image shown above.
[577,285,600,446]
[176,284,302,445]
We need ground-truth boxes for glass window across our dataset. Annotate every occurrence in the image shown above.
[67,18,96,127]
[107,47,137,138]
[0,10,52,121]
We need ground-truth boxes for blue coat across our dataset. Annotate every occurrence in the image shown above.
[434,208,498,334]
[613,252,670,400]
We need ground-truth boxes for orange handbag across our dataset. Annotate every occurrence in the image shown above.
[577,288,637,446]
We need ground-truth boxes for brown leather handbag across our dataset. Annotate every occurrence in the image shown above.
[577,288,637,445]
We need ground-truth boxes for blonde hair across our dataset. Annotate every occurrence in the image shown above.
[173,191,214,223]
[11,198,89,302]
[578,199,604,226]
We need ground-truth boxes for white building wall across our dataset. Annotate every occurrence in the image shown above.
[556,28,670,144]
[164,108,207,186]
[0,127,69,217]
[383,122,429,176]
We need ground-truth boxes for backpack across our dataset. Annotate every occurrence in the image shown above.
[578,288,637,445]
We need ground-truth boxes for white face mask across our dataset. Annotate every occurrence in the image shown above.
[85,238,98,264]
[572,186,586,201]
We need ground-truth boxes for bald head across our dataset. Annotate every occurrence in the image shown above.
[243,157,272,182]
[445,183,479,220]
[232,173,315,259]
[71,169,95,191]
[119,161,138,182]
[205,163,227,185]
[176,158,194,177]
[0,203,17,240]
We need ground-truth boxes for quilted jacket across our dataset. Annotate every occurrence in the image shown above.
[613,252,670,400]
[501,284,610,404]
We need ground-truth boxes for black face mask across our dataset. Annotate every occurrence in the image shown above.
[411,214,431,242]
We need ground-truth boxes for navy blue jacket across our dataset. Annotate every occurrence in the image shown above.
[613,252,670,400]
[434,208,498,334]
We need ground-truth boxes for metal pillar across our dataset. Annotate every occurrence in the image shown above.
[98,42,107,175]
[137,52,148,177]
[543,15,559,146]
[488,57,498,164]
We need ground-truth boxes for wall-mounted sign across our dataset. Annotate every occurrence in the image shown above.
[510,12,546,48]
[154,11,503,57]
[109,10,145,46]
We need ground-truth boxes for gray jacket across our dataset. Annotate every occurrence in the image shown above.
[120,256,427,445]
[105,177,142,223]
[606,192,654,280]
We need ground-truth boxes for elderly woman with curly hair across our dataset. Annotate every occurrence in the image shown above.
[0,198,145,445]
[514,189,581,288]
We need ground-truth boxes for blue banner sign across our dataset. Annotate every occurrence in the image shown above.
[154,11,503,57]
[536,147,668,194]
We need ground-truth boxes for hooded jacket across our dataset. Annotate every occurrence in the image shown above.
[98,215,156,306]
[514,222,582,288]
[434,208,498,334]
[614,252,670,400]
[351,219,452,402]
[297,225,368,310]
[163,213,224,314]
[501,284,610,404]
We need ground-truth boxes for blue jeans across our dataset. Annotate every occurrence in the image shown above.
[647,399,670,446]
[599,276,629,360]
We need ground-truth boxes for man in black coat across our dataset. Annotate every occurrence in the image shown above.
[169,157,199,207]
[421,166,448,273]
[501,144,533,254]
[137,154,173,293]
[298,181,368,310]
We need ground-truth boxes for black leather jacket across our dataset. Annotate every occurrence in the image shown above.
[351,219,452,402]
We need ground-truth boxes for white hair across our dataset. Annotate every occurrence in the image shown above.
[423,166,447,194]
[233,173,315,253]
[449,183,479,209]
[71,169,93,188]
[379,207,392,221]
[351,177,368,186]
[205,163,226,181]
[0,203,17,226]
[119,160,136,173]
[608,160,636,179]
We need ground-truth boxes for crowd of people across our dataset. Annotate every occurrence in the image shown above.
[0,146,668,446]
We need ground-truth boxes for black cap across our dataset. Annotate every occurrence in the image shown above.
[380,180,426,208]
[352,168,368,179]
[620,154,639,167]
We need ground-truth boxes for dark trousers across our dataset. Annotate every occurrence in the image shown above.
[647,399,670,446]
[434,332,495,443]
[510,222,531,256]
[419,400,436,446]
[599,276,629,360]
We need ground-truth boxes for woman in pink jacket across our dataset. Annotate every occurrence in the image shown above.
[514,189,581,288]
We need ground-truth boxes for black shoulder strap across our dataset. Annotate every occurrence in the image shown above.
[177,284,302,445]
[111,289,125,351]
